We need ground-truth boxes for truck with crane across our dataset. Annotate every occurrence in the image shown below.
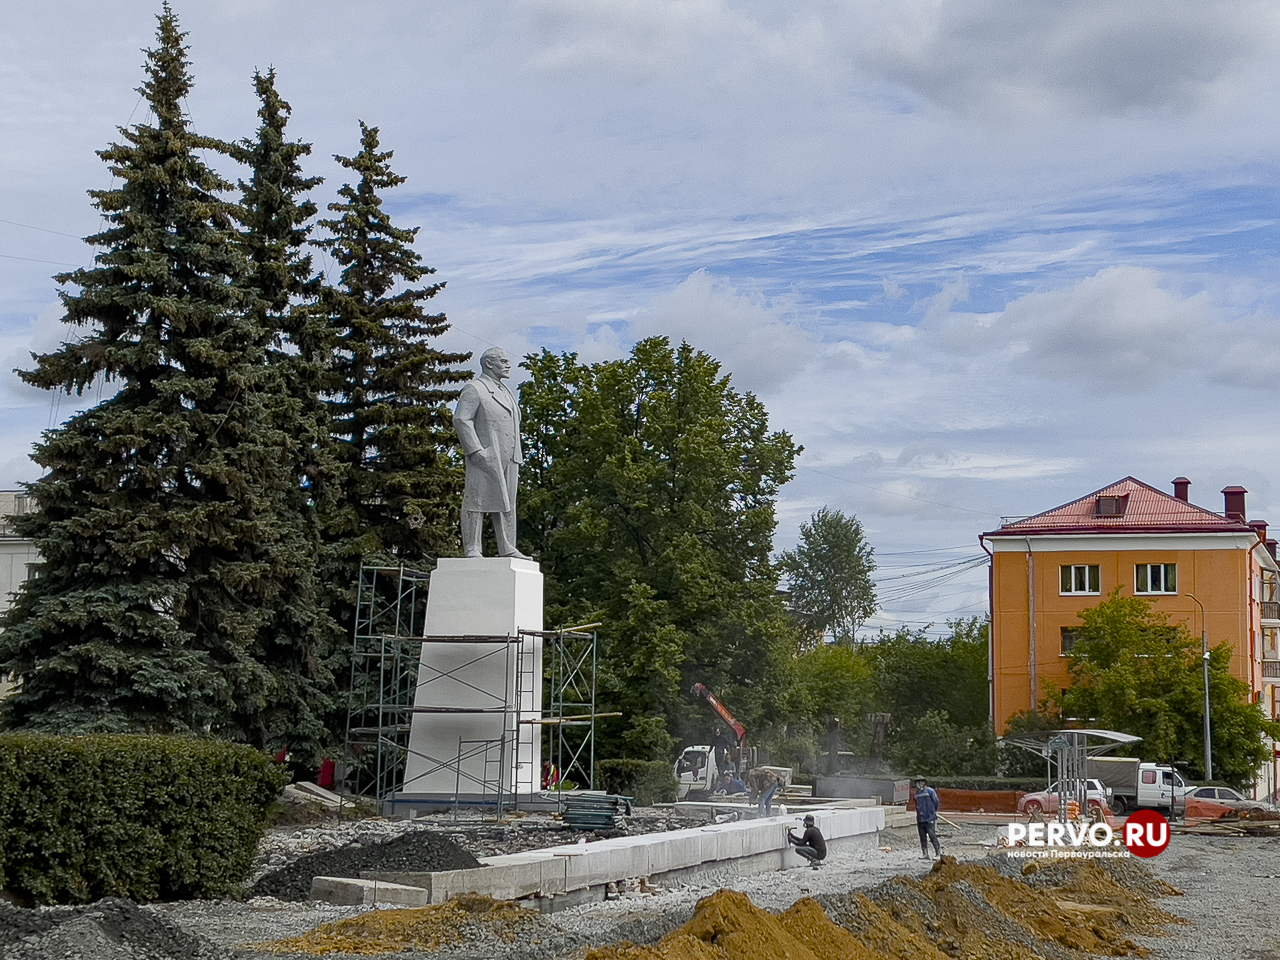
[674,683,748,799]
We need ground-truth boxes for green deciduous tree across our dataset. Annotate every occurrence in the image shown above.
[864,618,994,776]
[0,8,313,749]
[779,506,876,645]
[316,123,471,569]
[1053,590,1280,787]
[518,338,801,757]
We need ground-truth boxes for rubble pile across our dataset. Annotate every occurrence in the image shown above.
[249,832,481,901]
[0,898,231,960]
[249,894,544,956]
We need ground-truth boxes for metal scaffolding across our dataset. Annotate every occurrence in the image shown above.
[544,624,601,792]
[344,564,432,800]
[343,563,601,817]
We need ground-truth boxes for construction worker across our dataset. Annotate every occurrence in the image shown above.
[914,776,942,860]
[748,767,782,816]
[787,814,827,869]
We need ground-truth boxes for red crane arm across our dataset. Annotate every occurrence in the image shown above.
[691,683,746,744]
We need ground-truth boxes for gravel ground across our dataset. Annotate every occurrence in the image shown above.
[3,815,1267,959]
[1138,832,1280,960]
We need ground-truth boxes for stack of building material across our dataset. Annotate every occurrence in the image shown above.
[560,793,631,831]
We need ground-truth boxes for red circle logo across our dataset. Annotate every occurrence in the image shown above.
[1122,809,1170,857]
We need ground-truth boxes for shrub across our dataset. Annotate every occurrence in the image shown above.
[598,759,679,805]
[0,733,289,904]
[915,775,1046,792]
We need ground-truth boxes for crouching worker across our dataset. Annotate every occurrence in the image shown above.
[787,814,827,869]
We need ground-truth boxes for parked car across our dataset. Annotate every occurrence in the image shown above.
[1018,778,1112,816]
[1182,785,1270,812]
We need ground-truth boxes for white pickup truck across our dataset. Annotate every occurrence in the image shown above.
[1086,757,1189,814]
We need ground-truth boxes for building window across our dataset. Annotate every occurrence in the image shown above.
[1060,564,1100,594]
[1136,563,1177,594]
[1061,628,1079,655]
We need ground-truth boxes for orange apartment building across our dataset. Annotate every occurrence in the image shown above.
[981,477,1280,794]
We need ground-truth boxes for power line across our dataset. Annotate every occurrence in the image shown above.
[0,252,84,267]
[876,545,978,556]
[875,556,988,575]
[0,218,84,240]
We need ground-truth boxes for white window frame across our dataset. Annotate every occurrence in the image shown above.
[1135,563,1177,595]
[1059,564,1100,595]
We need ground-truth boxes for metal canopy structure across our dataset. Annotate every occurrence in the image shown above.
[343,563,603,818]
[1000,729,1144,822]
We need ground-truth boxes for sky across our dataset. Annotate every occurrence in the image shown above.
[4,0,1280,634]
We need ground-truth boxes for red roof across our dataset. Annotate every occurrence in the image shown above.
[984,477,1253,537]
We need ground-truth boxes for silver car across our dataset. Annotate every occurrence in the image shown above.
[1182,785,1269,813]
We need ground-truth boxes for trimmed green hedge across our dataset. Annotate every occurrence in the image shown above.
[598,759,679,806]
[916,775,1045,792]
[0,733,289,904]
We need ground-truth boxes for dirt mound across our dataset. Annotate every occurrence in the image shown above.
[1022,854,1182,900]
[250,893,542,955]
[586,889,874,960]
[908,857,1154,954]
[860,878,1051,960]
[248,830,481,901]
[776,897,895,960]
[587,853,1186,960]
[0,898,229,960]
[813,893,950,960]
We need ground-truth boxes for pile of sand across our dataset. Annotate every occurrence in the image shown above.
[586,889,882,960]
[590,857,1184,960]
[252,854,1184,959]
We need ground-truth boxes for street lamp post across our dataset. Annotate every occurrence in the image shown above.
[1187,593,1213,781]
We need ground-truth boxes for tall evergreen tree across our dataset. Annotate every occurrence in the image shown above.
[0,8,307,750]
[230,68,340,758]
[315,123,471,569]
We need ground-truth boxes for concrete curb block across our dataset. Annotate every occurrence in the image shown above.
[333,805,884,908]
[310,876,431,907]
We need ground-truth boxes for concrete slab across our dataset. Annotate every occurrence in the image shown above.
[311,876,429,907]
[311,803,887,908]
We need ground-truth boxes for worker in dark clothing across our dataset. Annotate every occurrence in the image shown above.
[712,730,730,774]
[914,776,942,860]
[787,814,827,869]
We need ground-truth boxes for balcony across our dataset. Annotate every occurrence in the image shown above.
[1263,601,1280,623]
[1264,660,1280,680]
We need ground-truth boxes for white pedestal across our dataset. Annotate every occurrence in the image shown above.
[402,558,543,797]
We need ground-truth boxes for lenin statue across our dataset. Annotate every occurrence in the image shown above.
[454,347,531,559]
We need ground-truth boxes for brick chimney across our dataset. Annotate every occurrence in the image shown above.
[1268,539,1278,561]
[1223,486,1248,522]
[1249,519,1268,544]
[1172,477,1191,502]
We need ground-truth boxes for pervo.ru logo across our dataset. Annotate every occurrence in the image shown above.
[1003,810,1170,859]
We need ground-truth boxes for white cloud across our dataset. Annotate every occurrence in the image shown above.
[1,302,68,400]
[930,266,1235,391]
[851,0,1279,118]
[631,269,820,392]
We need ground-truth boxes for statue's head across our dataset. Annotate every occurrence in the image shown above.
[480,347,511,380]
